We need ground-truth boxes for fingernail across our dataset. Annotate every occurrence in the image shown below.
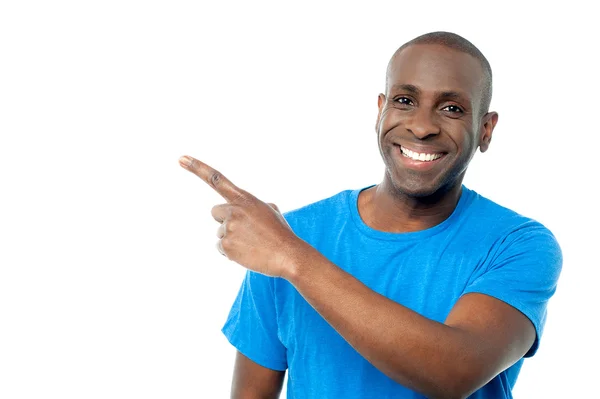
[179,156,192,167]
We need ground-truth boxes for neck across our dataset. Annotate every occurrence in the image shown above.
[357,178,463,233]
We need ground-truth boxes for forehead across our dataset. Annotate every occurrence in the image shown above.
[387,44,484,99]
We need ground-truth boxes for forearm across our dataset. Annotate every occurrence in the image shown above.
[283,243,489,399]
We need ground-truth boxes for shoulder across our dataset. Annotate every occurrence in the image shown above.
[463,186,557,238]
[460,190,562,357]
[462,186,562,271]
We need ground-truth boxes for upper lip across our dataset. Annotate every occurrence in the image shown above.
[394,143,447,154]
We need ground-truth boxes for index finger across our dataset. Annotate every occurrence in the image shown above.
[179,155,247,203]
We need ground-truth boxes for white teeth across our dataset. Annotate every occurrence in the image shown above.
[400,146,443,162]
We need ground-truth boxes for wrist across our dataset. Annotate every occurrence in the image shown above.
[280,238,315,283]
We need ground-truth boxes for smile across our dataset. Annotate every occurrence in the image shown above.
[400,146,444,162]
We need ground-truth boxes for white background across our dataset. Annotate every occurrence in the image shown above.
[1,1,598,398]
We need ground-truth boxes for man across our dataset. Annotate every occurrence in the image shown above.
[179,31,562,398]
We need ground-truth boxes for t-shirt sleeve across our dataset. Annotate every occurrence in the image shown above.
[462,222,563,357]
[222,270,287,371]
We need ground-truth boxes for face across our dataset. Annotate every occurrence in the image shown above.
[376,44,498,198]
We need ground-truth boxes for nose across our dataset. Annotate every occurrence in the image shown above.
[405,108,441,139]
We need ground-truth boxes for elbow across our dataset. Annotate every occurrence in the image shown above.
[436,368,491,399]
[415,363,489,399]
[428,385,472,399]
[425,384,473,399]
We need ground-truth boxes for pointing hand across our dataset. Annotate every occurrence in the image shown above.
[179,155,303,278]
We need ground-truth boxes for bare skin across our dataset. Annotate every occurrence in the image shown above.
[231,352,285,399]
[179,44,533,399]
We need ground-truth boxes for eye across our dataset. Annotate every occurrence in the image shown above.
[394,97,414,106]
[442,104,463,113]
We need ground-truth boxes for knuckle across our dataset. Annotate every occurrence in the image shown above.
[221,236,233,250]
[209,170,223,188]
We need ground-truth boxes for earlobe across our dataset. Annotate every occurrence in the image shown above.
[479,138,491,153]
[479,112,499,153]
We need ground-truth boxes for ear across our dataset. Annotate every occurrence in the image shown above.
[478,111,499,153]
[376,93,386,132]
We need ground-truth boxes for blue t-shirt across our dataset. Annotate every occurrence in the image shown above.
[222,185,562,398]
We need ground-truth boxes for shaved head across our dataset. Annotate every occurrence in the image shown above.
[387,32,493,115]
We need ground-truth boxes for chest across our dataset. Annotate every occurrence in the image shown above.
[274,237,489,356]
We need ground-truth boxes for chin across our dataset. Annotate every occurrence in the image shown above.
[397,182,442,199]
[387,171,458,200]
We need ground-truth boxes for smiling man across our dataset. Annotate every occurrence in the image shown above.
[180,31,562,399]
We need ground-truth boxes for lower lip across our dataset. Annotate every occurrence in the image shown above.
[394,145,446,170]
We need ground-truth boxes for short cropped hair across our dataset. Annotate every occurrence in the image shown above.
[387,31,493,115]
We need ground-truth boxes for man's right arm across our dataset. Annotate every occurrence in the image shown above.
[231,351,286,399]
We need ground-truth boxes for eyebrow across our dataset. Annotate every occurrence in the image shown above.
[391,84,420,95]
[438,91,467,101]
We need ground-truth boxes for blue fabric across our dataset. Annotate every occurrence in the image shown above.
[222,185,562,399]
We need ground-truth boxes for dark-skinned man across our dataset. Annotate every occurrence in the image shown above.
[179,31,562,399]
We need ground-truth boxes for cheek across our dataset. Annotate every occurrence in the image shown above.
[453,133,479,162]
[440,119,475,149]
[378,108,404,136]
